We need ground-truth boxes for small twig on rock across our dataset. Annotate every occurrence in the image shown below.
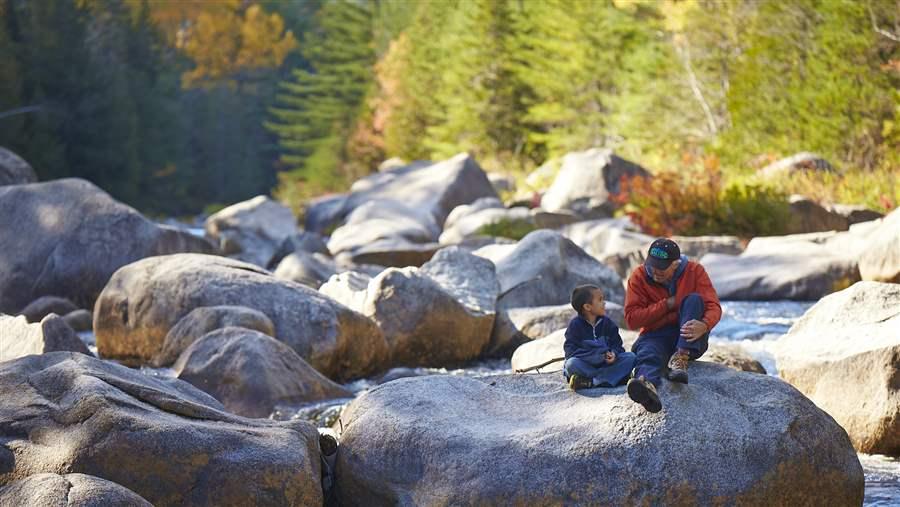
[514,356,565,374]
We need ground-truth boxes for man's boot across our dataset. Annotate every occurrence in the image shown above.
[667,351,690,384]
[627,375,662,413]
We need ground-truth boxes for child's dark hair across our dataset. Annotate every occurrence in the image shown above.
[571,285,601,316]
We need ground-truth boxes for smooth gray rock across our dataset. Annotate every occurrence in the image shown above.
[266,231,330,269]
[475,230,624,309]
[94,254,388,381]
[0,473,152,507]
[18,295,78,323]
[0,352,322,506]
[334,365,863,506]
[0,178,213,314]
[443,197,505,232]
[540,148,649,217]
[274,251,341,288]
[858,208,900,283]
[0,313,90,361]
[304,193,349,234]
[62,309,93,333]
[774,281,900,454]
[320,248,499,367]
[152,305,276,367]
[340,240,441,268]
[205,195,299,267]
[439,206,531,245]
[0,147,37,186]
[701,236,860,300]
[174,327,352,418]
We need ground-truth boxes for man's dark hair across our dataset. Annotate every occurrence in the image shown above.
[571,285,601,316]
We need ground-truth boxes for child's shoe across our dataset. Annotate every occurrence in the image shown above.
[568,373,593,390]
[667,351,690,384]
[627,375,662,413]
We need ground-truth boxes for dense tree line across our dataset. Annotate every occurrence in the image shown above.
[1,0,897,215]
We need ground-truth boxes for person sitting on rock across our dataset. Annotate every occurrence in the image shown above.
[624,238,722,413]
[564,285,637,390]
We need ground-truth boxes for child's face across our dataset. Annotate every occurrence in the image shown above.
[582,289,606,318]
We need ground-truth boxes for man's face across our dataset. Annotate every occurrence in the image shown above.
[650,260,680,284]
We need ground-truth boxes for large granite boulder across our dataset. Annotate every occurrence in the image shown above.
[0,352,323,506]
[333,365,863,505]
[0,313,90,362]
[273,251,384,289]
[540,148,649,218]
[773,281,900,454]
[510,329,765,375]
[94,254,388,381]
[266,230,330,270]
[320,247,499,367]
[858,208,900,283]
[307,154,497,236]
[0,473,152,506]
[0,178,213,314]
[0,147,37,186]
[443,197,505,232]
[205,195,299,267]
[152,305,276,367]
[487,302,626,358]
[474,230,624,309]
[173,327,352,418]
[701,235,860,300]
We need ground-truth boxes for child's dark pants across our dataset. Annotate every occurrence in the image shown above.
[631,293,709,386]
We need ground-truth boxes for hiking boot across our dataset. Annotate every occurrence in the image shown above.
[568,373,593,390]
[667,351,690,384]
[627,376,662,413]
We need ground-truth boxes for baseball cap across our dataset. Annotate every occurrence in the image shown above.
[646,238,680,270]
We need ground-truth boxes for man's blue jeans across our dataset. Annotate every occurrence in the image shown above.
[631,293,709,386]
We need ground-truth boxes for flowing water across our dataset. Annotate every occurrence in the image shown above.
[93,299,896,504]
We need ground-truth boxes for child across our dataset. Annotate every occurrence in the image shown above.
[564,285,636,390]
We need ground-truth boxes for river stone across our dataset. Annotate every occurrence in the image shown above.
[173,327,352,418]
[475,229,624,309]
[442,197,504,231]
[333,365,863,505]
[0,352,322,506]
[0,178,213,315]
[266,231,330,270]
[94,254,388,381]
[205,195,299,267]
[0,473,152,506]
[62,309,93,333]
[304,193,349,234]
[701,237,860,300]
[0,314,90,361]
[858,208,900,283]
[274,251,340,288]
[510,329,765,375]
[786,195,849,234]
[338,239,441,268]
[0,147,37,186]
[773,281,900,454]
[321,248,498,368]
[18,295,79,323]
[540,148,649,217]
[487,302,626,358]
[152,305,276,367]
[439,207,532,245]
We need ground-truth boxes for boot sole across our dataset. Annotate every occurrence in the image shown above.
[627,379,662,413]
[667,369,689,384]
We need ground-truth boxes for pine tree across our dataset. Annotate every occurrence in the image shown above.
[267,0,375,206]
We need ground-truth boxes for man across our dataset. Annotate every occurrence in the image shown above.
[624,238,722,413]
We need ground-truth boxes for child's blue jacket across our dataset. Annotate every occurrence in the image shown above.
[563,315,626,365]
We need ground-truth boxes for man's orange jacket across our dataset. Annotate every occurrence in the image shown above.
[624,259,722,334]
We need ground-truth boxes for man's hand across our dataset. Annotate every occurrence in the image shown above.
[666,296,676,310]
[605,351,616,364]
[680,319,708,341]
